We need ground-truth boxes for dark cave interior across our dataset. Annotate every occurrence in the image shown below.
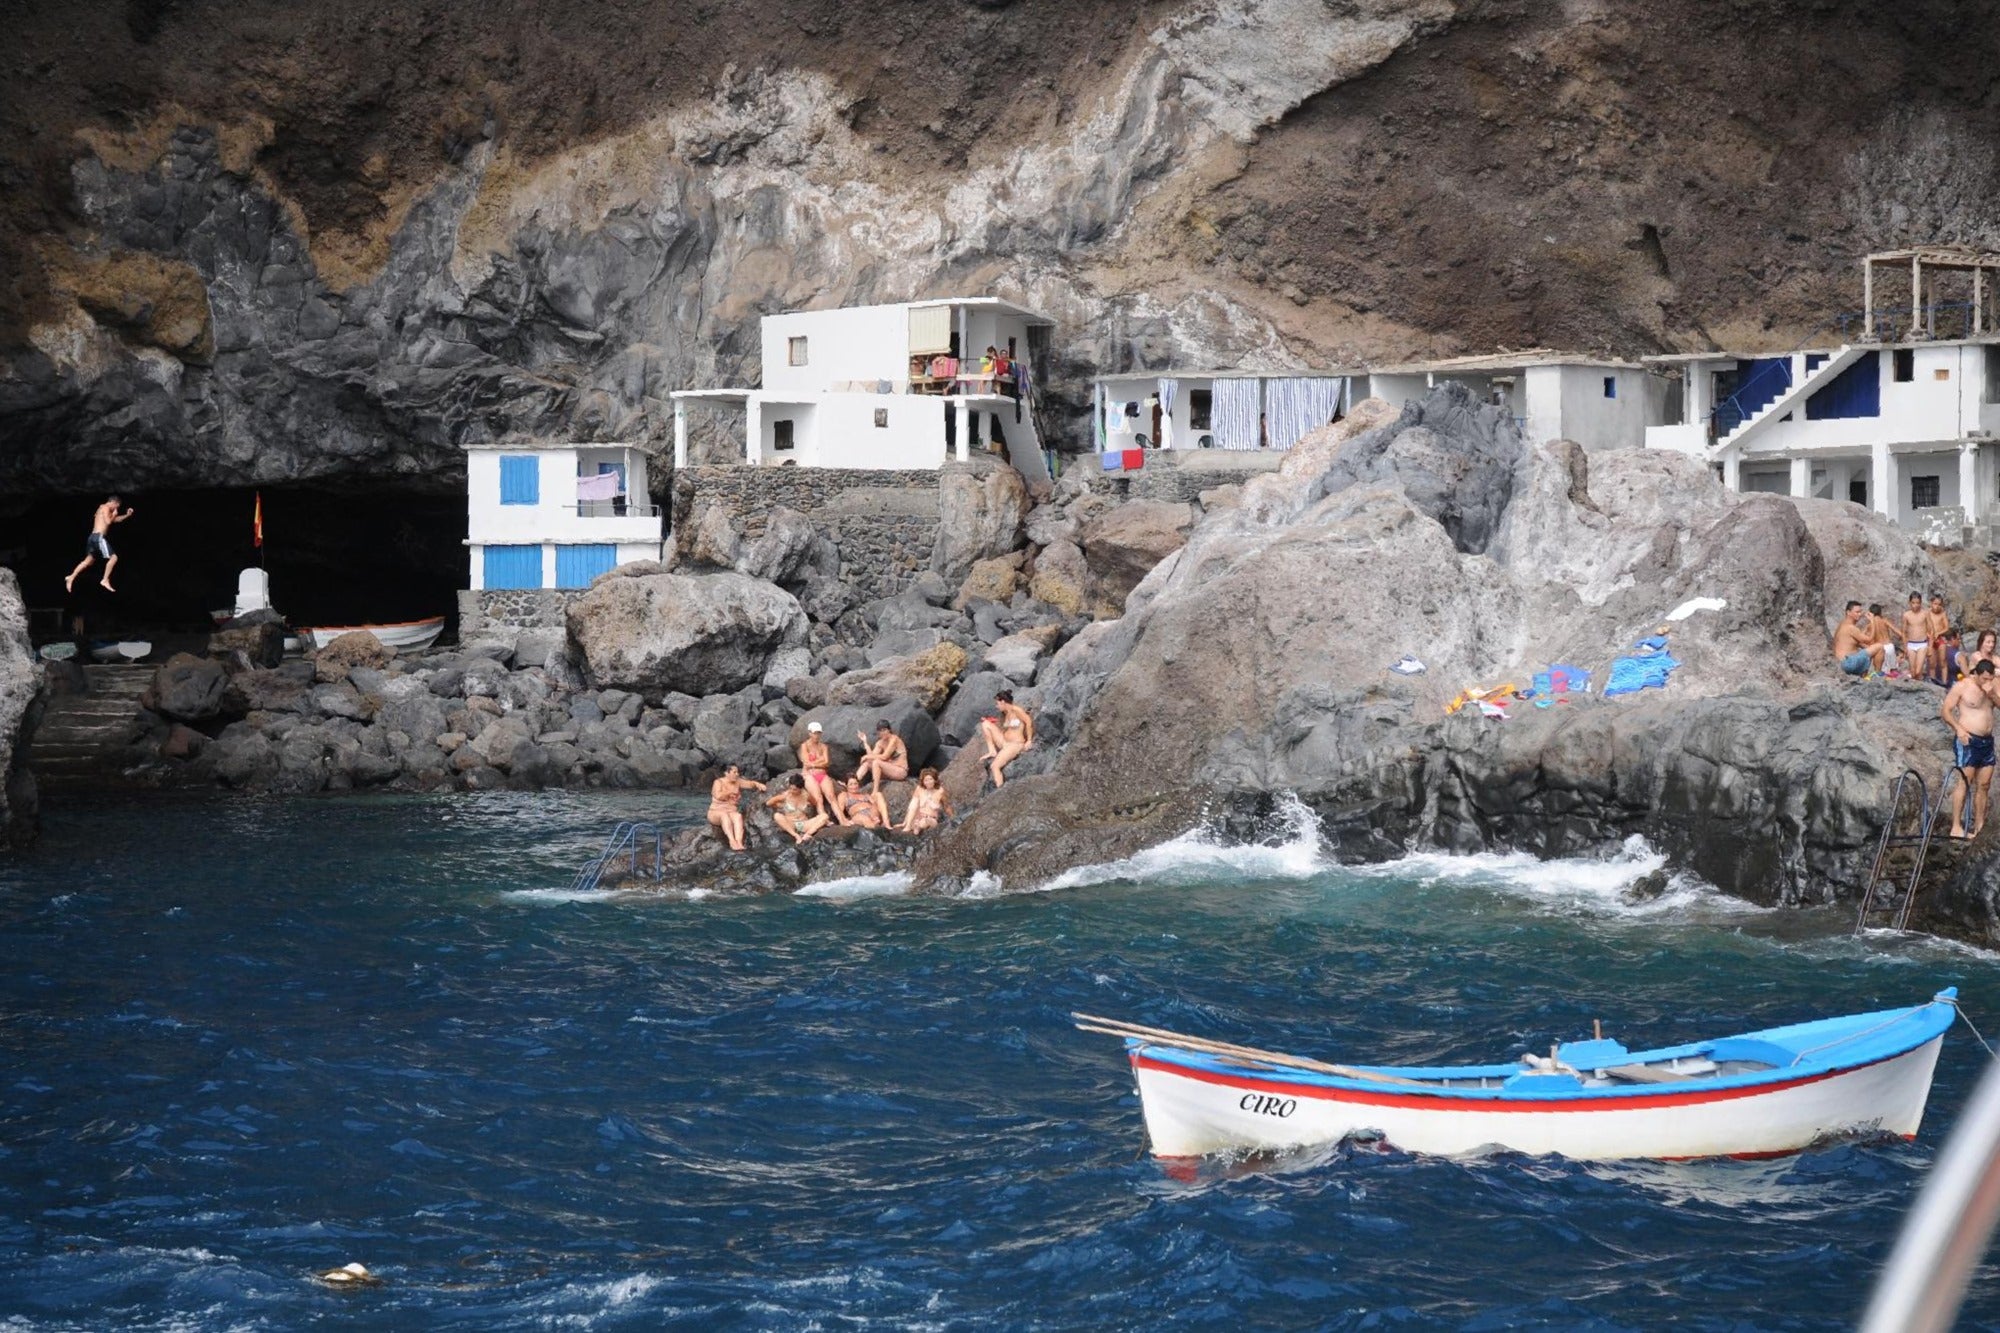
[3,487,465,643]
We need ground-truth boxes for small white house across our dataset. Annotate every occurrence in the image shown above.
[464,441,664,591]
[670,297,1057,484]
[1093,352,1667,456]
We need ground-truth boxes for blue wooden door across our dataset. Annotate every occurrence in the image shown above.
[484,544,542,589]
[555,544,616,588]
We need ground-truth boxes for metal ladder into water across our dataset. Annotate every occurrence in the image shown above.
[570,821,666,893]
[1854,768,1950,935]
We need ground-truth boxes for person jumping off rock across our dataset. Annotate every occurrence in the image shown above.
[65,494,134,593]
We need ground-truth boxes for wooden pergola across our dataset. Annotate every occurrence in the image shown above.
[1861,248,2000,338]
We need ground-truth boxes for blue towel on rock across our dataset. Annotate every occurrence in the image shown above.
[1604,652,1681,697]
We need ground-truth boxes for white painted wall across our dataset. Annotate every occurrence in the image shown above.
[1898,449,1961,527]
[760,304,911,395]
[1365,373,1431,411]
[465,446,663,562]
[1690,346,1976,457]
[1553,366,1662,451]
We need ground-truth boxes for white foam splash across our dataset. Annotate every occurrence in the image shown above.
[795,872,913,900]
[1361,834,1760,919]
[1034,792,1330,893]
[502,887,630,904]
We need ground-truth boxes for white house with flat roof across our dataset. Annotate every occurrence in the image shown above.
[671,297,1057,484]
[464,441,664,591]
[1643,251,2000,536]
[1094,352,1668,456]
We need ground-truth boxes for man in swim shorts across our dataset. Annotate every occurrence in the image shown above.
[1902,591,1931,682]
[1943,659,1998,839]
[1832,602,1882,677]
[65,494,134,593]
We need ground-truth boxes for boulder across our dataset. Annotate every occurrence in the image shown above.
[211,727,276,788]
[738,507,838,586]
[762,646,813,693]
[789,699,941,774]
[314,630,395,680]
[826,642,969,713]
[566,571,808,698]
[1028,540,1089,616]
[680,504,742,571]
[982,630,1051,685]
[144,653,228,723]
[955,551,1028,609]
[514,627,567,670]
[1076,499,1196,610]
[0,571,42,846]
[208,615,284,668]
[932,461,1031,583]
[936,670,1011,747]
[222,661,314,716]
[691,690,758,757]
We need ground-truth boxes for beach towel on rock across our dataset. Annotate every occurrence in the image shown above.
[1604,651,1681,697]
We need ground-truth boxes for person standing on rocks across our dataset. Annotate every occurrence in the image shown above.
[1942,659,1998,840]
[798,722,844,825]
[1930,594,1953,683]
[707,765,766,852]
[1864,604,1900,675]
[1902,592,1932,683]
[1833,602,1880,677]
[65,494,134,593]
[854,721,908,794]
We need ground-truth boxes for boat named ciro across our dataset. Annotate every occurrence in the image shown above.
[1077,990,1957,1162]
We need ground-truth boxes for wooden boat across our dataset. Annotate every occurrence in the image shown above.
[1077,989,1958,1162]
[303,616,445,652]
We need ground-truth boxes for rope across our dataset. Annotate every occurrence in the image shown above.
[1788,1004,1933,1065]
[1944,996,2000,1067]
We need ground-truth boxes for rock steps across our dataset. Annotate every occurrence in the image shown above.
[28,664,153,780]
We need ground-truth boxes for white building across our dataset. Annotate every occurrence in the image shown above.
[1094,352,1666,455]
[464,441,664,591]
[670,297,1057,484]
[1644,249,2000,535]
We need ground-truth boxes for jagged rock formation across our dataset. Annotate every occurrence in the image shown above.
[5,1,2000,499]
[0,572,46,846]
[914,385,1979,918]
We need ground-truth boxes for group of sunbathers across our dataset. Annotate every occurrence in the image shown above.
[1832,593,1975,686]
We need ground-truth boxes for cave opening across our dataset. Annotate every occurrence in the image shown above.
[4,486,465,645]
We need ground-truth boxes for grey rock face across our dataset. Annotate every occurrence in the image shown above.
[0,572,44,846]
[932,463,1032,585]
[567,571,807,698]
[146,653,230,723]
[1075,499,1195,610]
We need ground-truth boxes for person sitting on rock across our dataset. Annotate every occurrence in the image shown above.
[798,722,844,825]
[1833,601,1884,678]
[707,764,767,852]
[768,774,829,845]
[855,721,909,793]
[839,776,891,830]
[977,689,1035,787]
[1865,604,1901,675]
[899,768,953,834]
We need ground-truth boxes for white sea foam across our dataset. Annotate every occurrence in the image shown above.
[1031,792,1331,894]
[1359,834,1760,919]
[796,872,914,900]
[502,887,631,904]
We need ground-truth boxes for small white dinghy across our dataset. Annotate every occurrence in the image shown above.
[303,616,445,652]
[1078,989,1958,1162]
[87,640,152,663]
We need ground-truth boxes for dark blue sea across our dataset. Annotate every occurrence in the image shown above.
[2,790,1998,1330]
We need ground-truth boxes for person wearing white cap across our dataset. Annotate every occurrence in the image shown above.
[798,721,844,824]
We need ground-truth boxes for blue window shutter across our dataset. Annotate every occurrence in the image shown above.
[484,545,542,589]
[499,456,540,505]
[555,545,617,589]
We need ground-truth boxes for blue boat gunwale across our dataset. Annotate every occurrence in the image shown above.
[1130,990,1958,1103]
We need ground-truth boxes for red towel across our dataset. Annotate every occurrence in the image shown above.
[1121,449,1146,471]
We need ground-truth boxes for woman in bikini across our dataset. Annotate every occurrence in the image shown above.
[706,764,767,852]
[767,774,829,845]
[976,689,1035,788]
[798,722,845,825]
[839,776,890,830]
[1967,630,2000,679]
[854,721,909,793]
[898,768,953,834]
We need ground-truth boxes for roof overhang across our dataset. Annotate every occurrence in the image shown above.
[910,297,1056,327]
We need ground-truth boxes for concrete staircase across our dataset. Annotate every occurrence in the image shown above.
[28,664,154,781]
[1707,345,1869,457]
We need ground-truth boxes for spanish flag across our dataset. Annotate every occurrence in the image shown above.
[252,491,263,548]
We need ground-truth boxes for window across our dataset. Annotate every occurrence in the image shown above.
[873,408,889,428]
[1188,389,1213,431]
[772,420,794,452]
[1849,477,1868,505]
[499,455,539,505]
[1912,475,1941,509]
[788,336,808,366]
[1893,348,1914,382]
[1986,346,2000,403]
[1602,376,1617,399]
[1936,367,1952,381]
[555,544,616,589]
[483,544,542,590]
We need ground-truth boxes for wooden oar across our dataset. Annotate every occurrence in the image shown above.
[1072,1012,1434,1088]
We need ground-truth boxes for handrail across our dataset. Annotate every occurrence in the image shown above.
[1705,316,1847,445]
[569,821,665,893]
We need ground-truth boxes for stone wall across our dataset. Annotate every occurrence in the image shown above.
[673,466,942,601]
[458,588,587,632]
[1060,452,1285,505]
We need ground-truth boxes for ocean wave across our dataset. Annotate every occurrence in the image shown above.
[1359,834,1759,919]
[1030,792,1330,894]
[796,873,914,900]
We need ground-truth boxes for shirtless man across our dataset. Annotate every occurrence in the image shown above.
[65,494,134,593]
[1943,660,2000,839]
[1832,602,1883,677]
[1902,592,1931,682]
[1864,604,1900,675]
[854,721,908,794]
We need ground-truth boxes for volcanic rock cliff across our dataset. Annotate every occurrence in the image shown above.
[3,0,1998,500]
